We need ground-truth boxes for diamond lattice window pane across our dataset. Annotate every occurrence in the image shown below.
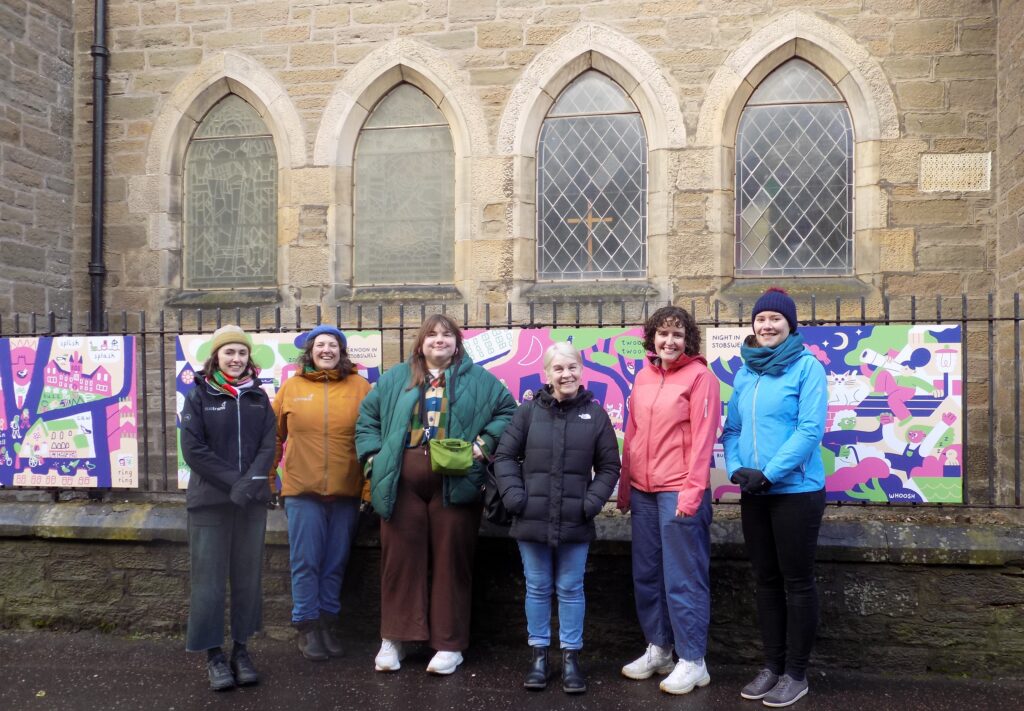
[185,95,277,288]
[355,84,454,285]
[736,61,853,277]
[748,58,842,105]
[538,72,647,280]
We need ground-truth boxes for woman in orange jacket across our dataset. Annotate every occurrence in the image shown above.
[273,325,371,661]
[618,306,721,696]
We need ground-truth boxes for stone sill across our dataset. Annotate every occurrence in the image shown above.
[718,277,875,308]
[335,284,463,303]
[519,280,661,303]
[165,288,281,309]
[1,500,1020,566]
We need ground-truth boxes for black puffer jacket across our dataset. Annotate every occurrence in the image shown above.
[180,377,277,510]
[494,386,620,546]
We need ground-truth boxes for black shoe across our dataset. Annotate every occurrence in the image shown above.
[524,647,550,690]
[562,649,586,694]
[207,655,235,692]
[319,625,345,658]
[230,647,260,686]
[296,621,329,661]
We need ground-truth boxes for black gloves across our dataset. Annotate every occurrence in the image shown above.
[732,467,772,494]
[230,475,270,507]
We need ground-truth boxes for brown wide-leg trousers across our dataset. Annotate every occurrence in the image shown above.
[379,446,482,652]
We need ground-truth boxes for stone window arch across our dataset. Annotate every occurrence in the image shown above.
[537,70,648,280]
[735,58,854,277]
[353,83,455,285]
[184,94,278,288]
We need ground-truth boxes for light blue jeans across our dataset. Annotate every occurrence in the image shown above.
[284,495,360,624]
[517,540,590,650]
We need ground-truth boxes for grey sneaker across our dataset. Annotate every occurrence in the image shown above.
[762,674,808,708]
[740,668,779,700]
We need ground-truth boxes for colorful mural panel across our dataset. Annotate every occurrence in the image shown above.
[175,331,382,489]
[707,325,964,503]
[0,336,138,488]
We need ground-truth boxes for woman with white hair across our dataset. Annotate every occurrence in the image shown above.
[493,342,620,694]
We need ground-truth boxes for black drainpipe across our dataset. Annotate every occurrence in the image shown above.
[88,0,109,332]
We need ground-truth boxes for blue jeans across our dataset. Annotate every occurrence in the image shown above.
[517,540,590,650]
[186,503,267,652]
[284,495,360,624]
[630,488,712,662]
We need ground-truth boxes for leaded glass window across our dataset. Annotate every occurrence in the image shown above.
[184,94,277,288]
[537,71,647,280]
[735,58,854,276]
[354,84,455,285]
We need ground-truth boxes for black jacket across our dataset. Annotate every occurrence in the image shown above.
[494,386,620,545]
[180,376,277,510]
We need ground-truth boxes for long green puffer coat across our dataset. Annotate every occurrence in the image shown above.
[355,355,517,520]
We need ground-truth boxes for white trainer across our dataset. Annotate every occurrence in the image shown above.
[374,639,405,672]
[659,658,711,695]
[621,643,675,680]
[426,650,464,675]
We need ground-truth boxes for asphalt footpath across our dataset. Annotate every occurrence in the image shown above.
[1,630,1021,711]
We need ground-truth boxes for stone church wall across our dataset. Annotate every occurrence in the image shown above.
[67,0,999,320]
[1,0,74,316]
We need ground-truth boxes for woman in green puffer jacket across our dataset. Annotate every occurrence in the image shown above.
[356,314,517,676]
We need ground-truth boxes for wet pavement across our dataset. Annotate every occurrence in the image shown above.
[1,630,1021,711]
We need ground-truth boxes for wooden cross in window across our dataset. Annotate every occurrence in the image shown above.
[566,202,615,272]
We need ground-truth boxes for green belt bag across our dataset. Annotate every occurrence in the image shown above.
[429,438,473,476]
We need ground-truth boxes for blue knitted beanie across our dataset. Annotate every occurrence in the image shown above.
[751,288,798,332]
[303,324,347,350]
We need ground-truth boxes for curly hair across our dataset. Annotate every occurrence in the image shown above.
[643,305,701,357]
[297,332,355,377]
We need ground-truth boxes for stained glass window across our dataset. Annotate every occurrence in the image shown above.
[354,84,454,285]
[735,59,854,276]
[184,95,277,288]
[537,71,647,280]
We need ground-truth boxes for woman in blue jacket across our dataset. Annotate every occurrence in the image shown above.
[721,288,827,709]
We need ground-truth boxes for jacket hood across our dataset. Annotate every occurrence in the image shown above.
[644,353,708,374]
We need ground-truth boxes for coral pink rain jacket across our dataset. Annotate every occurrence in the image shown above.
[618,354,721,517]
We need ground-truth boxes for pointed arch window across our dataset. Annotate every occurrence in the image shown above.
[184,94,277,288]
[736,58,854,276]
[353,84,455,285]
[537,70,647,280]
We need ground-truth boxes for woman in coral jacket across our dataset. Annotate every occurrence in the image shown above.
[721,288,827,709]
[618,306,721,697]
[273,325,371,662]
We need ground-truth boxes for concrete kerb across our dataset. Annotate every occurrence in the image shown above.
[1,501,1021,567]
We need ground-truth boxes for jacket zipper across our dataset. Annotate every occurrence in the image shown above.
[752,375,761,469]
[322,379,330,494]
[235,390,243,474]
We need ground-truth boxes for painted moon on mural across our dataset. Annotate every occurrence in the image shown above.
[832,332,850,350]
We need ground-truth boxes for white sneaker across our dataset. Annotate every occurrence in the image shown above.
[659,658,711,695]
[374,639,405,672]
[426,650,464,675]
[621,643,675,679]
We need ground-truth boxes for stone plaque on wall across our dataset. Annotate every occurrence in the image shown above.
[919,153,991,192]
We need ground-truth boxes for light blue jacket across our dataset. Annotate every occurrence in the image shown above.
[721,348,827,494]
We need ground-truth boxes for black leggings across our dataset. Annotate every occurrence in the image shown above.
[740,489,826,681]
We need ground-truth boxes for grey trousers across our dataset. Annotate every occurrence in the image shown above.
[186,503,268,652]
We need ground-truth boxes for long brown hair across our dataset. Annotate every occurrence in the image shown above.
[297,332,355,377]
[407,314,465,390]
[201,346,258,380]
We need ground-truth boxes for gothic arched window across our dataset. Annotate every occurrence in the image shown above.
[537,70,647,280]
[184,94,277,288]
[353,83,455,285]
[736,58,854,276]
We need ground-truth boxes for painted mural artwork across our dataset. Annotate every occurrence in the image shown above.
[463,327,647,446]
[706,325,964,504]
[175,331,382,489]
[0,336,138,488]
